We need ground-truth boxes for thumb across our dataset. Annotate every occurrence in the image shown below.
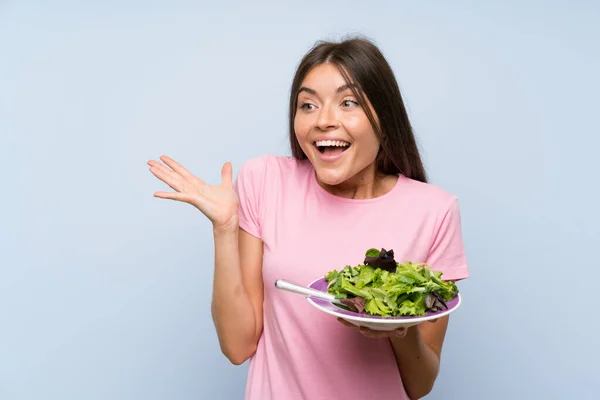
[221,161,233,187]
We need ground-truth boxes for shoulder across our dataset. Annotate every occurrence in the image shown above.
[234,155,311,232]
[236,154,310,182]
[397,175,460,214]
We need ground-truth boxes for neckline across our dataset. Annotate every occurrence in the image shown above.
[308,165,405,204]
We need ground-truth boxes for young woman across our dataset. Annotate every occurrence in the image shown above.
[148,37,469,400]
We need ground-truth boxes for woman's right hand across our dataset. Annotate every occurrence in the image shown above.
[147,155,239,230]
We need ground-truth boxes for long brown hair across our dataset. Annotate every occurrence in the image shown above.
[288,36,428,183]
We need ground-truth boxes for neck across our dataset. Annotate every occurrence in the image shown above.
[317,164,397,200]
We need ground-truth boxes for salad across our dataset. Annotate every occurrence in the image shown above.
[324,248,459,317]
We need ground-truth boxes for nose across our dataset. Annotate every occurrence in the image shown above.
[315,104,339,131]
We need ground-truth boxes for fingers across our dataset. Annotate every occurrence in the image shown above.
[148,163,184,192]
[148,160,179,182]
[221,161,233,188]
[359,326,407,339]
[337,318,356,328]
[159,155,198,181]
[153,191,195,203]
[336,318,407,338]
[393,328,407,338]
[150,156,209,191]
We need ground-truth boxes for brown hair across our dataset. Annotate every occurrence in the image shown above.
[288,36,428,183]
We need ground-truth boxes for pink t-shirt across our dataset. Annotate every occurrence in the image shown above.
[234,154,469,400]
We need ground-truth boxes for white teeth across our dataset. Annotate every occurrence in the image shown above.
[315,140,350,147]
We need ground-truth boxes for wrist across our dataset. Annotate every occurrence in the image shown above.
[389,325,422,350]
[212,217,239,236]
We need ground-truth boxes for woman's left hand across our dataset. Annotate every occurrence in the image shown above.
[337,318,409,338]
[337,317,437,339]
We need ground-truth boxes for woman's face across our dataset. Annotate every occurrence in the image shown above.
[294,63,381,187]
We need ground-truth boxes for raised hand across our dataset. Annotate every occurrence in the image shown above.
[147,155,239,230]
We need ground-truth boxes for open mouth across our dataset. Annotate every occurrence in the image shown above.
[314,140,351,155]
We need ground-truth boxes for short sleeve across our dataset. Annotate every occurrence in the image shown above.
[234,157,266,239]
[425,196,469,281]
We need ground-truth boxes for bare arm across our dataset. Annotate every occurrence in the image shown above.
[211,224,264,365]
[147,156,264,365]
[389,316,449,399]
[338,314,449,399]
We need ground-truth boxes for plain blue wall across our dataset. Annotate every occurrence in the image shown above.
[1,1,598,399]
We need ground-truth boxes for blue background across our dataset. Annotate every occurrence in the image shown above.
[1,1,598,399]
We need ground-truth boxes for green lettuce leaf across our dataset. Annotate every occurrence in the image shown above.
[323,248,460,317]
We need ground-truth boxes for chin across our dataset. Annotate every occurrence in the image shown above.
[313,167,349,186]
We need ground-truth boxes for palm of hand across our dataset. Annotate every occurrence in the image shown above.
[147,155,239,229]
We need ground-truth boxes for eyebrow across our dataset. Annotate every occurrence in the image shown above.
[298,83,357,96]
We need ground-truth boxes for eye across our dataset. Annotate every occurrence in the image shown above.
[341,99,359,108]
[299,102,316,111]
